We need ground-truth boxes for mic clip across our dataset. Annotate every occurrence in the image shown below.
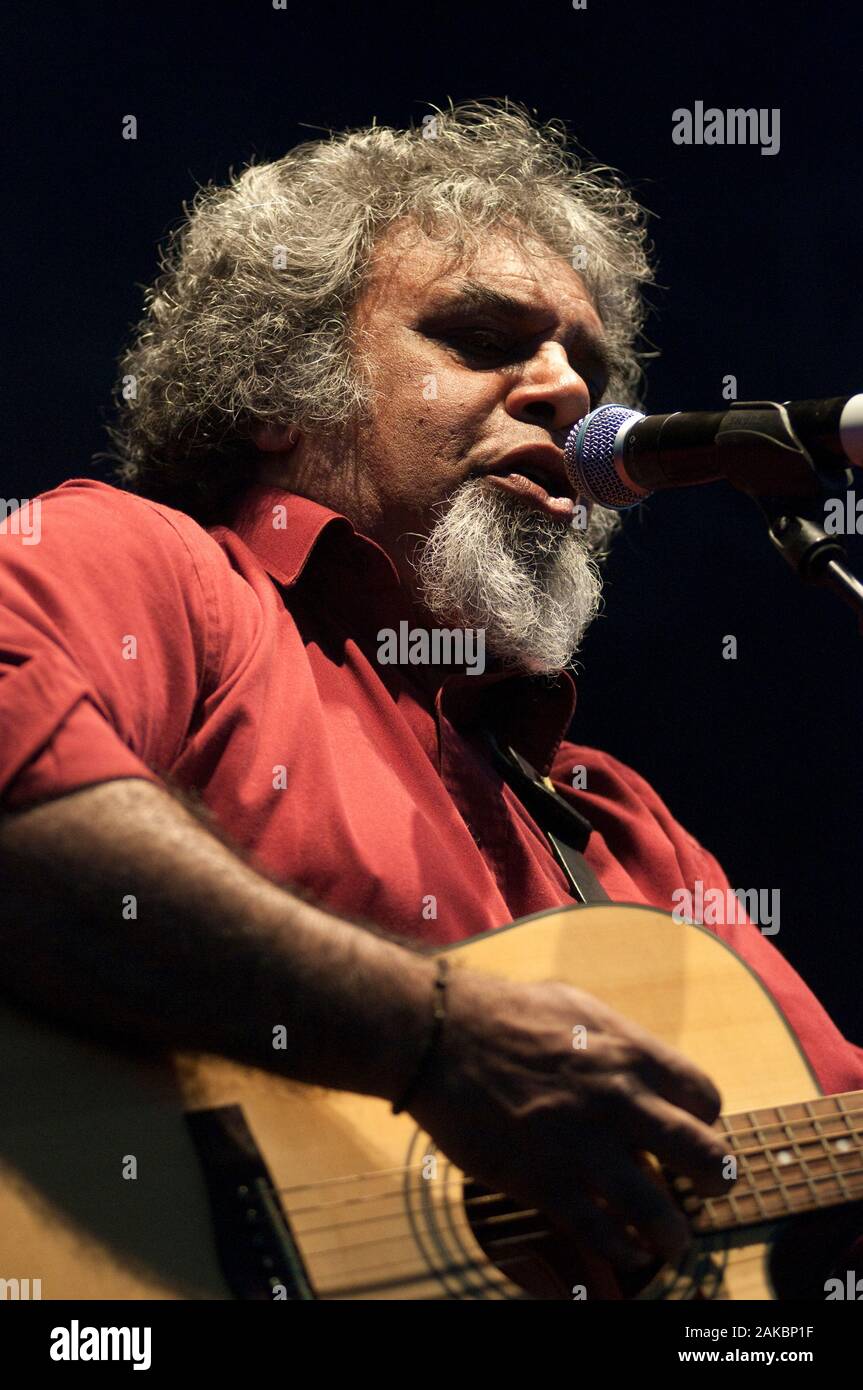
[715,399,847,499]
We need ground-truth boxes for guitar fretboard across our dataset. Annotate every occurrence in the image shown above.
[686,1090,863,1234]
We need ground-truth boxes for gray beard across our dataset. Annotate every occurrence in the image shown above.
[413,479,615,675]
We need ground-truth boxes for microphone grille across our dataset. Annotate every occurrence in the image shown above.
[565,405,645,509]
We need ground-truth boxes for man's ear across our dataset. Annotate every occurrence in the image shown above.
[254,422,301,453]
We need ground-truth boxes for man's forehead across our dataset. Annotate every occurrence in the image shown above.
[360,223,600,323]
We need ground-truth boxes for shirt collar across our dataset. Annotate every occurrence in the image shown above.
[225,483,402,589]
[222,484,577,776]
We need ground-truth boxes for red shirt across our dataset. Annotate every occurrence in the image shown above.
[2,478,861,1095]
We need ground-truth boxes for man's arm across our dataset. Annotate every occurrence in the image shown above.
[0,777,434,1102]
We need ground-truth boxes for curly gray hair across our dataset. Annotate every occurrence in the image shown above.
[105,99,654,526]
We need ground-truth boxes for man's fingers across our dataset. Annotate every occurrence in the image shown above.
[640,1054,722,1126]
[585,1145,693,1267]
[618,1088,730,1194]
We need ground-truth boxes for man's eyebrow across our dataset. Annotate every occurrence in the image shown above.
[426,280,537,317]
[424,279,613,382]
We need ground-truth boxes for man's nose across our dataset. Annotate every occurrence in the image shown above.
[505,342,593,436]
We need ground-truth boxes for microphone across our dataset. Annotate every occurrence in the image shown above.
[564,394,863,509]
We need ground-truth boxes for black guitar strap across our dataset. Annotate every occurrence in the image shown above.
[481,729,610,906]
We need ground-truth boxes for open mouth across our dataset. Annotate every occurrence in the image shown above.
[481,462,576,520]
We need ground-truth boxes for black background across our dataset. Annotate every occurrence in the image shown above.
[3,1,861,1041]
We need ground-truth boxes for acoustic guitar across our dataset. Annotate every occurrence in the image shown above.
[1,903,861,1300]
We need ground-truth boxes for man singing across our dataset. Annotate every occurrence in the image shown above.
[1,100,860,1283]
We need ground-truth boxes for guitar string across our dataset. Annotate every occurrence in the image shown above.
[288,1157,863,1243]
[272,1103,863,1203]
[296,1174,855,1284]
[280,1155,863,1227]
[281,1160,863,1269]
[308,1212,605,1295]
[718,1103,863,1146]
[305,1215,527,1291]
[274,1138,863,1213]
[296,1164,863,1229]
[278,1165,863,1233]
[294,1197,771,1290]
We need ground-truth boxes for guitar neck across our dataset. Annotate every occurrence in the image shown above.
[687,1088,863,1236]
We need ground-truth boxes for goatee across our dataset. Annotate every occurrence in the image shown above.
[413,479,616,674]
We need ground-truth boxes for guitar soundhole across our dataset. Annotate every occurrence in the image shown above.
[462,1179,664,1300]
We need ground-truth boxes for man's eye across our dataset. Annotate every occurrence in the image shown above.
[446,328,608,402]
[449,329,513,357]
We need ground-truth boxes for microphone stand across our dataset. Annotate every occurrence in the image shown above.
[716,400,863,636]
[765,509,863,635]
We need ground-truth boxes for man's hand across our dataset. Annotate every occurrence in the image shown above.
[408,968,728,1274]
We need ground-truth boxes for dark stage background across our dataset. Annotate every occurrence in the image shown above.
[3,1,862,1041]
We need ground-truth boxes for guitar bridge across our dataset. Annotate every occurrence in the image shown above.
[185,1104,315,1300]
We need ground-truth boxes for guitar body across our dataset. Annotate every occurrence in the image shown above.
[0,904,854,1300]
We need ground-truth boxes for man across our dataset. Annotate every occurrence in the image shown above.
[1,100,860,1286]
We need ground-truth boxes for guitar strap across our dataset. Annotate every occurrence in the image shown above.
[481,728,610,906]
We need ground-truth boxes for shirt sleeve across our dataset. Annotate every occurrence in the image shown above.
[0,479,221,810]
